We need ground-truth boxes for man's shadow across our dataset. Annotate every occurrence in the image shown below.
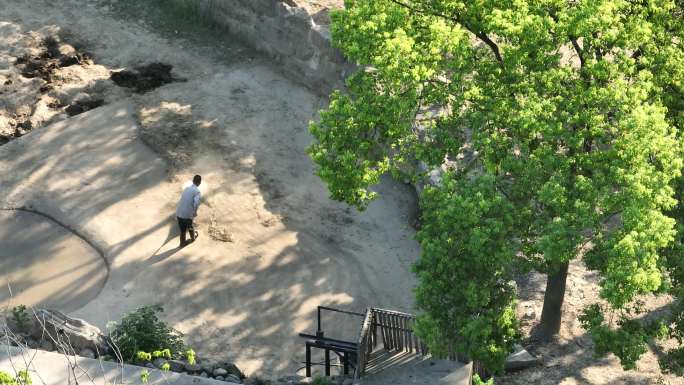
[147,215,183,264]
[149,184,213,265]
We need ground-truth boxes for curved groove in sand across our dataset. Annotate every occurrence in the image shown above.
[0,206,110,311]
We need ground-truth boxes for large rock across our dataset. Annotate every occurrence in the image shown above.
[184,362,202,373]
[200,359,218,373]
[15,309,111,354]
[214,368,228,377]
[167,359,186,373]
[505,344,541,371]
[220,362,244,379]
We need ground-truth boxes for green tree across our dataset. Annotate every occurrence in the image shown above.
[308,0,684,373]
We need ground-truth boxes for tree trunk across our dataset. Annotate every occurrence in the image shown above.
[538,261,570,341]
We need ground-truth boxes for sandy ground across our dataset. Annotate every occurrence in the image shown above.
[0,209,107,312]
[0,0,419,379]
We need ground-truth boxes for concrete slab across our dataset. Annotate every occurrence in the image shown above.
[0,344,234,385]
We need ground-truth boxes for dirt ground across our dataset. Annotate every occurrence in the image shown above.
[0,0,681,384]
[0,0,418,379]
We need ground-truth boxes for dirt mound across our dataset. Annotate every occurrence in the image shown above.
[110,62,178,93]
[1,30,114,145]
[15,36,92,85]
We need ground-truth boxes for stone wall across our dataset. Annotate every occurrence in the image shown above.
[170,0,353,95]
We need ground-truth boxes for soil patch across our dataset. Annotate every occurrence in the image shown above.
[16,36,92,84]
[110,62,178,93]
[1,27,120,146]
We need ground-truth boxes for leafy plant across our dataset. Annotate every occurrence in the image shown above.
[136,349,172,367]
[472,374,494,385]
[109,305,185,362]
[136,351,152,362]
[152,349,172,359]
[139,369,149,384]
[309,0,684,374]
[579,305,668,370]
[311,376,331,385]
[185,349,196,365]
[11,305,30,333]
[0,370,31,385]
[660,347,684,376]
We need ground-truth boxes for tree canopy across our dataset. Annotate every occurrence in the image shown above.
[308,0,684,373]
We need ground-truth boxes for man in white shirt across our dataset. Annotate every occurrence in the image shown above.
[176,174,202,247]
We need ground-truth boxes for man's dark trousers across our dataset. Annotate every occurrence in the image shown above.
[177,216,195,246]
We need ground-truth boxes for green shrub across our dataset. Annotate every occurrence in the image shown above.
[0,370,31,385]
[109,305,185,362]
[311,376,331,385]
[472,374,494,385]
[185,349,196,365]
[11,305,30,333]
[660,347,684,376]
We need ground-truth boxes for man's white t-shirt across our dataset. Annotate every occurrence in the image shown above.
[176,184,201,219]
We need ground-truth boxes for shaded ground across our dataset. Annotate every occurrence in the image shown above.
[0,209,107,313]
[497,260,681,385]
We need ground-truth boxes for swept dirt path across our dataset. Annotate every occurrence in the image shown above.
[0,0,420,378]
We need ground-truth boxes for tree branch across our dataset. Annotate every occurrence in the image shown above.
[570,37,585,67]
[475,32,504,63]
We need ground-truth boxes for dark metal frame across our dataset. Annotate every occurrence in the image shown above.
[299,306,366,377]
[300,306,453,379]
